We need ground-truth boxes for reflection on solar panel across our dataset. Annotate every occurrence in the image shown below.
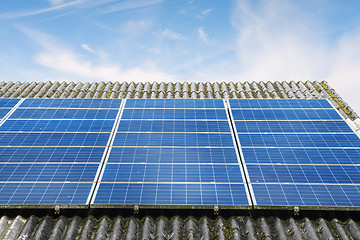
[93,99,251,206]
[0,99,121,206]
[229,99,360,208]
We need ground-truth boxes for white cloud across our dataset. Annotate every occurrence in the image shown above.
[231,0,360,113]
[18,27,174,82]
[198,27,209,44]
[81,43,109,58]
[121,19,153,36]
[0,0,87,19]
[161,29,184,40]
[48,0,66,5]
[97,0,163,15]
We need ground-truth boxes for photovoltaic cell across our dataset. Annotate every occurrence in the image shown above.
[0,163,99,182]
[231,109,342,120]
[0,182,92,205]
[0,147,106,163]
[0,120,114,132]
[0,99,20,108]
[238,133,360,148]
[10,109,119,119]
[20,98,122,108]
[235,120,353,133]
[121,109,228,120]
[95,183,249,205]
[229,99,332,109]
[125,99,225,108]
[241,148,360,165]
[117,120,231,132]
[107,147,239,164]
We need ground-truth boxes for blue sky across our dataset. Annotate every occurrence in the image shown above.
[1,0,360,113]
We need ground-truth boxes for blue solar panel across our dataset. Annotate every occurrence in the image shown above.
[10,109,119,119]
[235,120,353,133]
[0,120,114,132]
[113,133,235,147]
[0,99,20,108]
[102,164,242,182]
[93,98,250,207]
[20,98,122,108]
[229,99,332,109]
[0,132,110,146]
[252,184,360,207]
[0,182,92,205]
[107,147,239,164]
[231,109,342,120]
[241,148,360,165]
[0,98,121,207]
[229,99,360,208]
[0,147,105,163]
[94,183,249,205]
[117,120,231,132]
[0,109,11,119]
[0,163,98,182]
[121,109,228,120]
[238,133,360,148]
[247,165,360,184]
[125,99,225,108]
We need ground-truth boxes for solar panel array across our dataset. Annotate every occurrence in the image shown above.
[229,99,360,208]
[0,99,121,206]
[0,98,360,209]
[92,99,250,206]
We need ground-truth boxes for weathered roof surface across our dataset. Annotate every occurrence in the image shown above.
[1,80,360,239]
[1,211,360,240]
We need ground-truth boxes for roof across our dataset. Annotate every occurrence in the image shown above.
[1,210,360,240]
[1,80,360,239]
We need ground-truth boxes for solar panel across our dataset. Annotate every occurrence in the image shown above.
[0,99,20,119]
[229,99,360,209]
[0,98,121,207]
[92,99,251,207]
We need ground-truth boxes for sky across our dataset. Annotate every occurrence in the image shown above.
[0,0,360,113]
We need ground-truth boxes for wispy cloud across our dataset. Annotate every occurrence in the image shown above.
[81,44,109,59]
[161,29,184,40]
[0,0,87,19]
[18,27,174,82]
[48,0,66,5]
[198,27,209,44]
[231,0,360,112]
[96,0,163,15]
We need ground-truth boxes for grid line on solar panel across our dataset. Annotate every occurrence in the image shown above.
[20,99,122,108]
[246,164,360,184]
[0,99,21,108]
[125,99,225,109]
[10,109,119,120]
[101,163,244,183]
[251,183,360,207]
[121,109,228,120]
[234,120,353,133]
[229,99,333,109]
[0,147,107,163]
[231,109,342,120]
[0,182,92,205]
[237,133,360,148]
[241,148,360,165]
[0,120,115,132]
[93,182,249,205]
[107,147,239,164]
